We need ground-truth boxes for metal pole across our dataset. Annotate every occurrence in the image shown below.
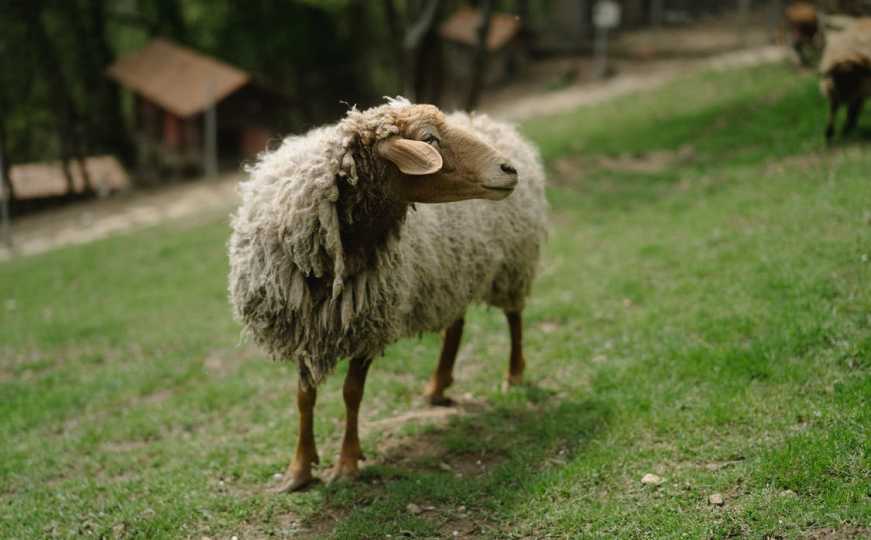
[0,148,12,248]
[204,79,218,177]
[593,25,609,79]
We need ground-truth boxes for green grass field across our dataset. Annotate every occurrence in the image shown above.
[1,62,869,539]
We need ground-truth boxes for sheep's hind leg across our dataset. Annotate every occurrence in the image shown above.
[843,98,864,138]
[329,357,372,483]
[826,97,841,144]
[503,311,526,390]
[270,380,319,493]
[424,317,464,406]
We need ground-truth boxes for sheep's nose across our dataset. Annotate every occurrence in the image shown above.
[500,163,517,175]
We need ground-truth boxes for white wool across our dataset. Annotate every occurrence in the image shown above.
[228,102,547,387]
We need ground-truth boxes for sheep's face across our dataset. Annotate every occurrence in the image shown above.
[377,105,518,203]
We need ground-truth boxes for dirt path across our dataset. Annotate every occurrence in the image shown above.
[0,45,791,262]
[482,45,788,121]
[0,174,240,261]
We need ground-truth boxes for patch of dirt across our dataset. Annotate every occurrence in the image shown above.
[202,343,261,378]
[370,399,497,476]
[550,145,695,188]
[802,526,871,539]
[435,512,496,539]
[361,405,467,438]
[553,144,696,184]
[601,145,697,173]
[100,440,149,453]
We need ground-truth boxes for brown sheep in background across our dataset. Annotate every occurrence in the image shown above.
[786,2,823,66]
[819,18,871,141]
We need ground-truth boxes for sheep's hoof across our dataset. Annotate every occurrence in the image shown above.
[327,459,361,484]
[501,374,524,392]
[268,470,318,494]
[425,393,456,407]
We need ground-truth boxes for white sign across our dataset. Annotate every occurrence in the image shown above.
[594,1,621,29]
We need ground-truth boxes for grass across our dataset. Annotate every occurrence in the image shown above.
[2,62,870,539]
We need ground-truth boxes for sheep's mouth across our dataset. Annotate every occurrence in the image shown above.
[483,185,515,193]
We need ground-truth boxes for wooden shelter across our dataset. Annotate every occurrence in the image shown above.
[10,156,130,200]
[108,39,286,175]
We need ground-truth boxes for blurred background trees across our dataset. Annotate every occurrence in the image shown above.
[4,0,867,186]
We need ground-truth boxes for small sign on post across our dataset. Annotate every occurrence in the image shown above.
[593,0,621,79]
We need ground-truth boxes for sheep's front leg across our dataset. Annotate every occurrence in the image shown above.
[270,380,319,493]
[424,317,464,406]
[330,357,372,482]
[504,310,526,389]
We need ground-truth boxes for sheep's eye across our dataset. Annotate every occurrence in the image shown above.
[423,134,440,146]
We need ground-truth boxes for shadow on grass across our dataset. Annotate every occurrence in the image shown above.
[300,389,612,538]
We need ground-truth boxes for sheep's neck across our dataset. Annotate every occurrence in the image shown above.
[337,181,408,274]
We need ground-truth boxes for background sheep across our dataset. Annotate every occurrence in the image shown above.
[819,18,871,141]
[228,99,547,492]
[786,2,822,67]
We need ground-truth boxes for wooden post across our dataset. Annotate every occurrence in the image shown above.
[203,79,218,177]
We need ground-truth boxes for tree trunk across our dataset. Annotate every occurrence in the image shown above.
[0,135,12,247]
[0,121,13,201]
[404,0,442,103]
[87,0,134,165]
[383,0,407,92]
[515,0,533,51]
[153,0,188,42]
[17,1,85,195]
[348,0,374,101]
[465,0,494,110]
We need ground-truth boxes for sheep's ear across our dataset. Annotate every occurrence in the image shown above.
[377,138,443,175]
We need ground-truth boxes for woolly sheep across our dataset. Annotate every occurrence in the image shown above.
[819,17,871,141]
[786,2,822,66]
[228,98,547,492]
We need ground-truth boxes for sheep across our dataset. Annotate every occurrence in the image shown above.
[786,2,822,67]
[819,18,871,141]
[227,98,547,492]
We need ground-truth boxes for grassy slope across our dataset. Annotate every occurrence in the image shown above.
[1,63,869,539]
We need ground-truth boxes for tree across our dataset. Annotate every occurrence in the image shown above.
[15,0,90,193]
[382,0,445,105]
[465,0,493,110]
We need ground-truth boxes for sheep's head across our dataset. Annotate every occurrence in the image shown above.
[375,104,518,203]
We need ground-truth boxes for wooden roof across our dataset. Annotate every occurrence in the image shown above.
[10,156,130,200]
[439,7,521,50]
[107,38,250,118]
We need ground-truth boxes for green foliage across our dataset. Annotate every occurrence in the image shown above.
[2,0,394,168]
[1,63,870,538]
